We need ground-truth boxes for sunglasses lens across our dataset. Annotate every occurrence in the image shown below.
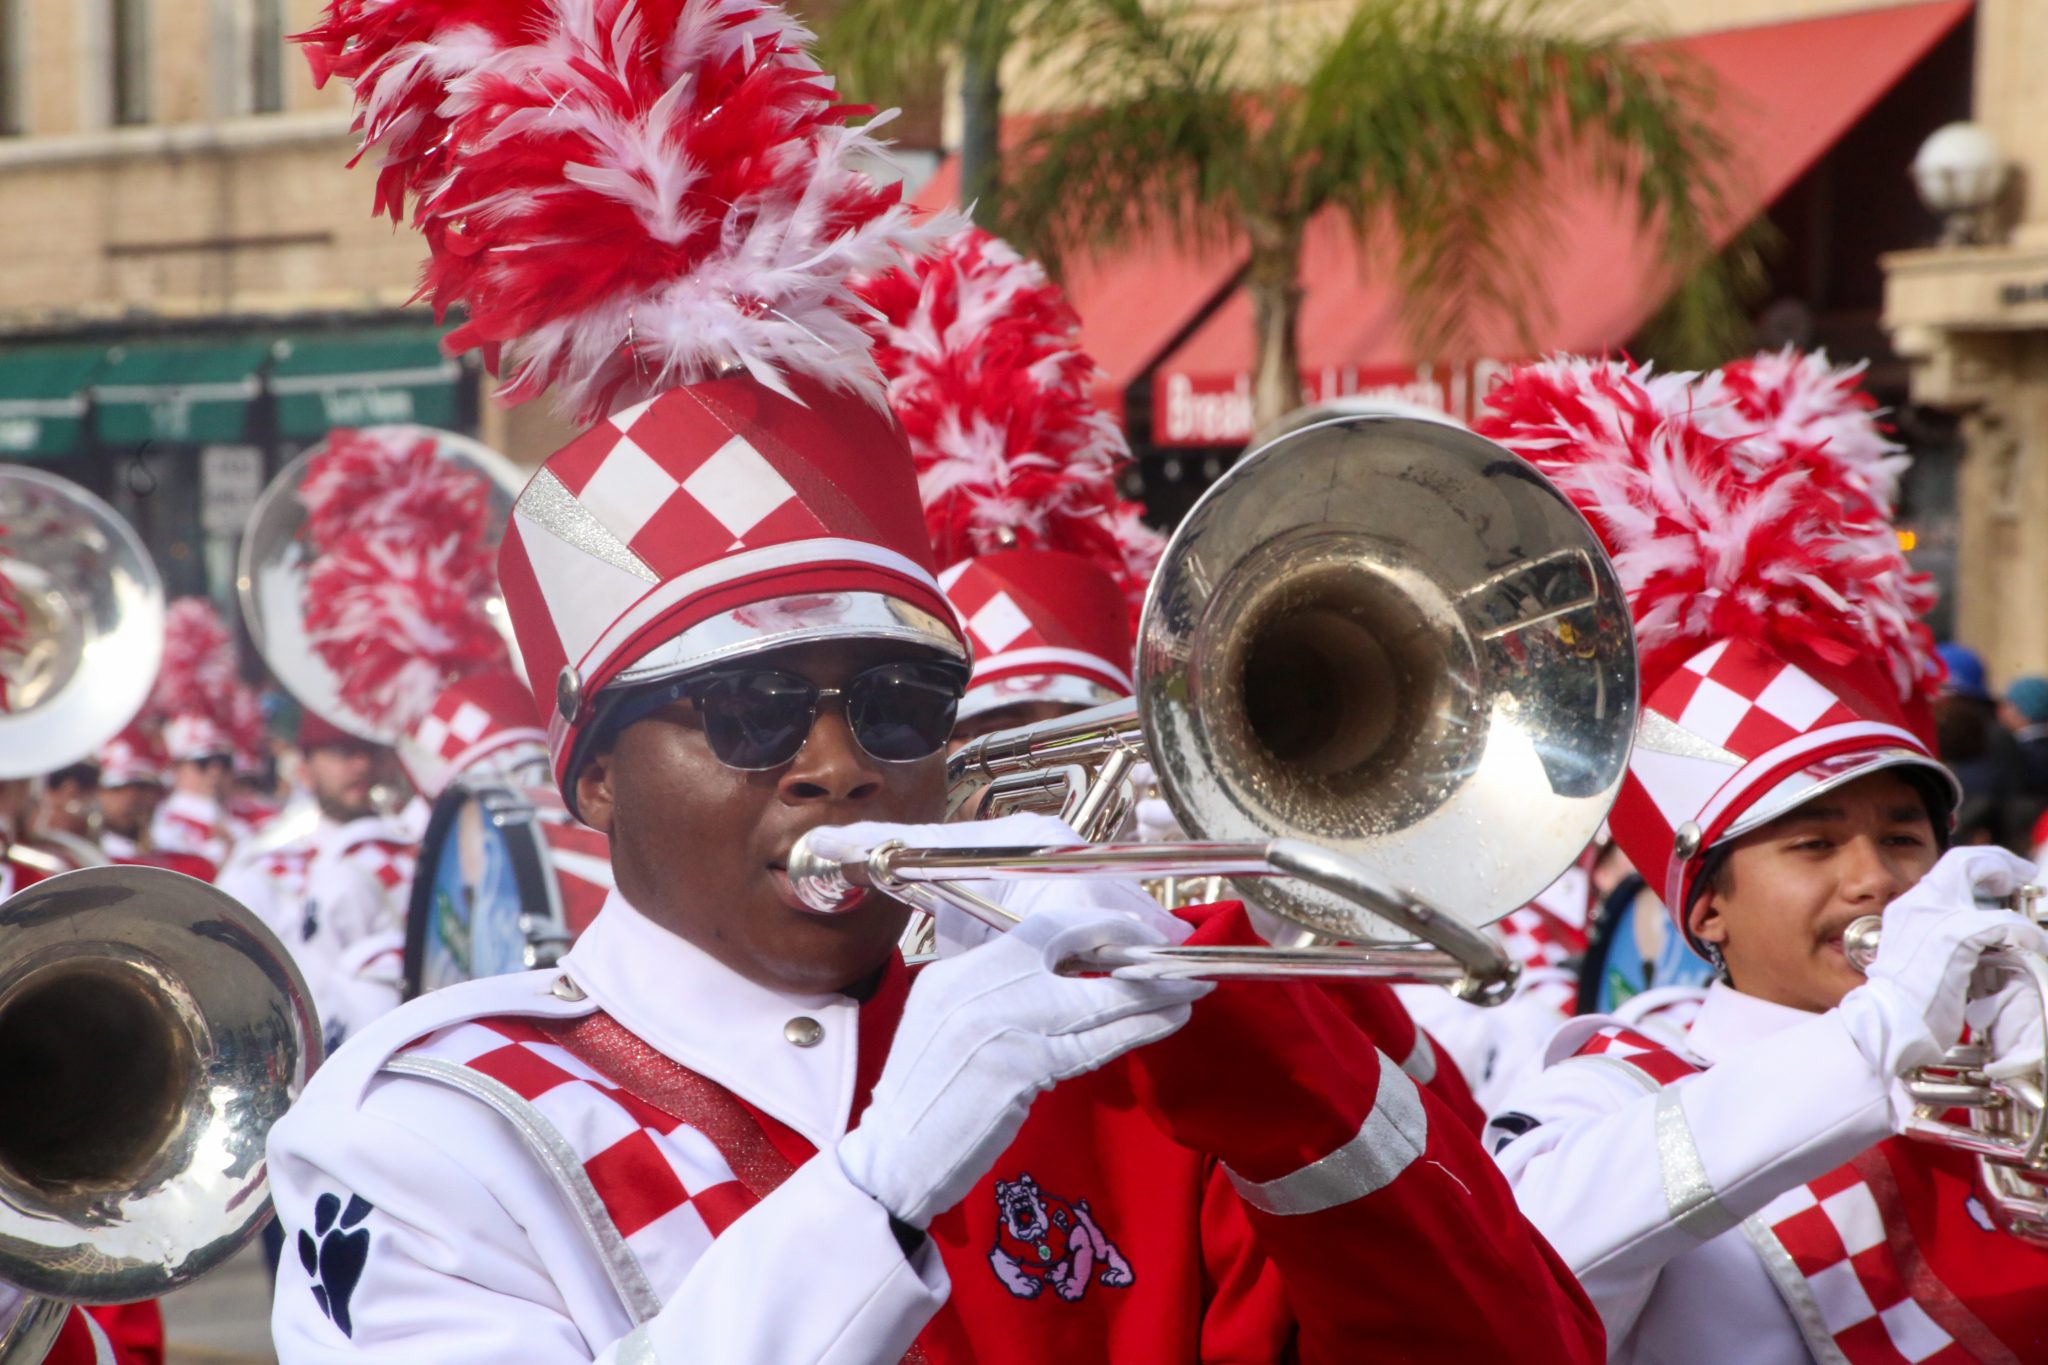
[846,662,964,761]
[696,672,816,770]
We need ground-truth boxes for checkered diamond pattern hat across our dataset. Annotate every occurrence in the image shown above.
[938,550,1133,721]
[1478,355,1955,932]
[497,372,966,789]
[397,670,550,803]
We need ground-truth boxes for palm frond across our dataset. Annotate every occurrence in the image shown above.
[991,0,1254,271]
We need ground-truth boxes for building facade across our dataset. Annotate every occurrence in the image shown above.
[0,0,912,605]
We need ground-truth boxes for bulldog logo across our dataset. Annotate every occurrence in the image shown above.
[989,1173,1132,1302]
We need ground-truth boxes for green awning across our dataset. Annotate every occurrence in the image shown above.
[269,329,464,438]
[93,341,271,445]
[0,345,108,459]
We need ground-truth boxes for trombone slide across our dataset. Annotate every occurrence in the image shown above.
[783,832,1518,1003]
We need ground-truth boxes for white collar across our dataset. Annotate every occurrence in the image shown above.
[162,789,224,823]
[321,813,409,854]
[558,891,865,1151]
[1683,979,1818,1066]
[101,831,140,859]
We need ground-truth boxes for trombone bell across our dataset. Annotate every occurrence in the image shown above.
[0,868,321,1303]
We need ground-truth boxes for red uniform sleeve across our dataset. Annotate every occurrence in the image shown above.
[84,1302,163,1365]
[1194,1161,1293,1362]
[1310,976,1485,1133]
[1131,906,1603,1364]
[42,1307,115,1365]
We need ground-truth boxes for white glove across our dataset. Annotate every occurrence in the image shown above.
[816,814,1191,956]
[1126,762,1186,845]
[1838,846,2046,1077]
[1965,979,2047,1081]
[837,905,1208,1228]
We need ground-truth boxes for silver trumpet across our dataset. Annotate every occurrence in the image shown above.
[1845,893,2048,1241]
[0,867,320,1361]
[787,415,1640,1005]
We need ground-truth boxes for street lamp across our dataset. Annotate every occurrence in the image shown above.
[1911,122,2008,246]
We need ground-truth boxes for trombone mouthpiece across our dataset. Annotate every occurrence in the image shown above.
[1843,914,1884,972]
[782,830,869,914]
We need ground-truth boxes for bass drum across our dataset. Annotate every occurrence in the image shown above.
[403,779,612,999]
[1576,873,1716,1016]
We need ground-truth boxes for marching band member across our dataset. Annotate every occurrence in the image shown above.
[91,723,216,882]
[857,226,1478,1122]
[267,6,1599,1359]
[851,227,1162,747]
[147,599,262,875]
[0,498,171,1364]
[1475,355,2048,1362]
[93,726,163,862]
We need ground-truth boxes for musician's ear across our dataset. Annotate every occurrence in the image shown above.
[576,749,616,834]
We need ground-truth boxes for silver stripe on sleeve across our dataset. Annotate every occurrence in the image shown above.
[1225,1054,1428,1216]
[614,1324,661,1365]
[387,1055,665,1325]
[1399,1030,1438,1086]
[1654,1087,1740,1239]
[1742,1217,1853,1364]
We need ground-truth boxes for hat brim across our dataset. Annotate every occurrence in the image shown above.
[610,591,965,688]
[1719,746,1961,844]
[959,673,1123,722]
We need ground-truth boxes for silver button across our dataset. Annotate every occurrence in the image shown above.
[783,1016,824,1048]
[549,975,588,1002]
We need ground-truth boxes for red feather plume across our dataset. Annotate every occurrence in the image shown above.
[0,540,25,715]
[150,597,243,724]
[852,228,1164,622]
[298,426,510,735]
[1475,354,1938,704]
[300,0,957,423]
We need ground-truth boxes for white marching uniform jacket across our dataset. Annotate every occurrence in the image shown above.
[1485,981,1900,1362]
[266,892,947,1364]
[220,813,413,1052]
[149,789,238,870]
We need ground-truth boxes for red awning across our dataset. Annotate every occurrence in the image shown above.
[908,161,1242,423]
[1147,0,1973,446]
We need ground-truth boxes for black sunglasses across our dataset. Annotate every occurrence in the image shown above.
[611,658,968,771]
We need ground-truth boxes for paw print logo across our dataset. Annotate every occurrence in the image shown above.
[299,1192,373,1338]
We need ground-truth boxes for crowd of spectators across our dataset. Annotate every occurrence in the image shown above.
[1932,642,2048,855]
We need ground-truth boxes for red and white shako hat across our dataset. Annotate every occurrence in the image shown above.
[295,425,539,799]
[1476,353,1956,941]
[939,551,1134,720]
[852,228,1162,718]
[305,0,968,801]
[96,722,167,788]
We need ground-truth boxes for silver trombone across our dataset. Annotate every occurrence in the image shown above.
[1845,894,2048,1241]
[785,415,1640,1005]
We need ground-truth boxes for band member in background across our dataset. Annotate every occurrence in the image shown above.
[851,226,1161,749]
[218,711,415,1051]
[939,549,1135,746]
[858,224,1478,1120]
[0,496,174,1364]
[1476,354,2048,1362]
[267,6,1598,1358]
[147,598,266,876]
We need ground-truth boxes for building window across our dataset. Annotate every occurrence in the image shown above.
[248,0,283,113]
[0,0,23,135]
[111,0,150,126]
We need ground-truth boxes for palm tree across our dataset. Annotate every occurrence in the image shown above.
[815,0,1082,212]
[994,0,1735,431]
